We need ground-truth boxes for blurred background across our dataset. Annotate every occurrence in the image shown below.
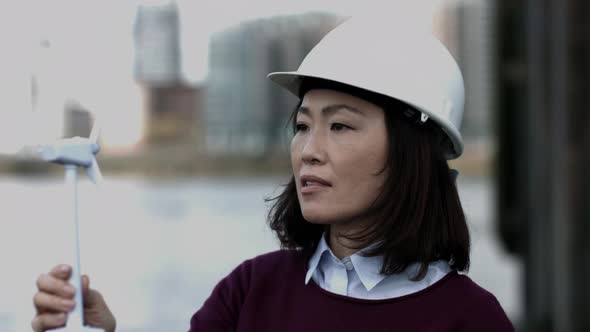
[0,0,587,331]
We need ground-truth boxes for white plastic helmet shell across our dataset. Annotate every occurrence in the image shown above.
[267,17,465,159]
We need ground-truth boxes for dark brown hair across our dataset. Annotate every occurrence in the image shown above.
[266,78,470,280]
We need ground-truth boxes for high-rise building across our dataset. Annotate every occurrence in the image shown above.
[63,101,92,138]
[133,0,182,85]
[133,1,205,145]
[436,0,495,140]
[205,13,343,156]
[142,84,205,144]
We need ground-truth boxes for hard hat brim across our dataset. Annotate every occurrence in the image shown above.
[267,71,315,97]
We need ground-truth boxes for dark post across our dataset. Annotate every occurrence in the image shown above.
[495,0,590,331]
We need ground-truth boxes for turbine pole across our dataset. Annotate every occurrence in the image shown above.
[65,164,84,327]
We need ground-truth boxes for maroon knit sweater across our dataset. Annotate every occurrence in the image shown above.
[189,249,514,332]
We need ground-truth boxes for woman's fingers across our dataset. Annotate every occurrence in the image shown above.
[36,272,76,299]
[33,291,75,313]
[32,265,117,332]
[49,264,72,279]
[31,312,67,332]
[34,265,77,317]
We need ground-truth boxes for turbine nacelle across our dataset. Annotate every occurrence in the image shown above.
[37,137,99,166]
[28,122,103,183]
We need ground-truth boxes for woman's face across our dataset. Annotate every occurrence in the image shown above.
[291,89,389,226]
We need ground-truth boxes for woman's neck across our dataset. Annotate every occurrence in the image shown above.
[328,223,370,259]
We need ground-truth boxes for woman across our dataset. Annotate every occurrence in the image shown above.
[31,17,514,332]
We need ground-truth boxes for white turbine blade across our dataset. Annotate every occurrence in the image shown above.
[89,118,101,144]
[86,157,103,184]
[36,145,59,162]
[15,145,42,160]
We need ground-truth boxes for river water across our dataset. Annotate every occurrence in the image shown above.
[0,175,521,331]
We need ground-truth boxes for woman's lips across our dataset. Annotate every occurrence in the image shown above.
[300,175,331,194]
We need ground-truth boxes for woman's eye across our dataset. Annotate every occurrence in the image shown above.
[295,123,309,132]
[331,123,351,131]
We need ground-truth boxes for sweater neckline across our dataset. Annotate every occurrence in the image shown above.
[305,269,459,304]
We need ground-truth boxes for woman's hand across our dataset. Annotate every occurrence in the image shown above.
[31,264,116,332]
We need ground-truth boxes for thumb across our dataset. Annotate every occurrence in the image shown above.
[81,275,90,296]
[81,275,104,308]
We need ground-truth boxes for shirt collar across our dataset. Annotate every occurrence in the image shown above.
[305,231,387,292]
[349,244,386,291]
[305,231,331,285]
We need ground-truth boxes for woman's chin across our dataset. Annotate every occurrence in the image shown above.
[302,211,338,225]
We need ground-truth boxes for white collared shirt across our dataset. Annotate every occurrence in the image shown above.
[305,231,452,299]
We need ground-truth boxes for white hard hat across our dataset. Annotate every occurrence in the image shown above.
[267,17,465,159]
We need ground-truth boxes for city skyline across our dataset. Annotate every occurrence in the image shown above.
[0,0,470,154]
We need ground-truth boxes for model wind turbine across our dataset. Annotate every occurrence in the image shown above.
[23,35,104,331]
[33,121,105,332]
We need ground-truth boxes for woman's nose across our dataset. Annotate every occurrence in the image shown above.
[301,130,326,165]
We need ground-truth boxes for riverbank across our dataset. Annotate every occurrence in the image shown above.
[0,140,494,178]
